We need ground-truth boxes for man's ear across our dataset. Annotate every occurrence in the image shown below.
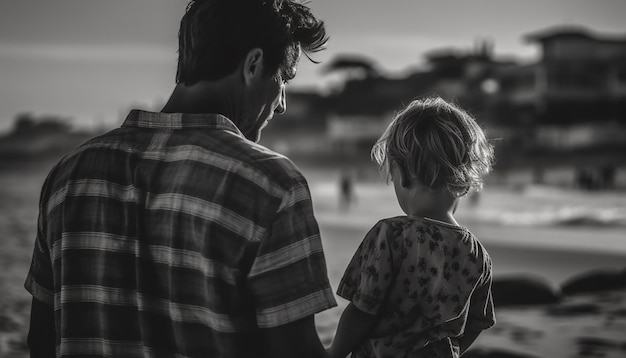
[242,48,264,85]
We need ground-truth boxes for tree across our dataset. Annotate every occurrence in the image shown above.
[11,113,72,136]
[322,54,381,80]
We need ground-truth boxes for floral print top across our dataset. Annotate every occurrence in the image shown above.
[337,216,496,358]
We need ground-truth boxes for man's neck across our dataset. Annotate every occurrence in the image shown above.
[161,80,241,120]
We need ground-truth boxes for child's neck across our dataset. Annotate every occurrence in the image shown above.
[409,209,459,227]
[405,189,460,226]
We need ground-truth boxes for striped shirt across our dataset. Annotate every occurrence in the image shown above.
[25,110,337,357]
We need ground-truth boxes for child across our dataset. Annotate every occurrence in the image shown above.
[328,97,496,358]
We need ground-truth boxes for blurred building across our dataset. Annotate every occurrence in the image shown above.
[484,27,626,189]
[491,26,626,150]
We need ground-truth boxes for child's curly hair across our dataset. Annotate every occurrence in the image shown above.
[371,97,495,197]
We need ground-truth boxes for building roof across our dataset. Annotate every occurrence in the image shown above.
[525,25,626,44]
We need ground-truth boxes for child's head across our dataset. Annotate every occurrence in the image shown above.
[372,97,494,197]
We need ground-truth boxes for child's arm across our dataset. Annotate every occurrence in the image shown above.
[327,303,378,358]
[458,270,495,355]
[458,329,482,355]
[262,315,329,358]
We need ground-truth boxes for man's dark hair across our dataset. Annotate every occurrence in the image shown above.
[176,0,328,85]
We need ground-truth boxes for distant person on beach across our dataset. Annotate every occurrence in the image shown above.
[24,1,337,357]
[339,169,355,210]
[327,97,496,358]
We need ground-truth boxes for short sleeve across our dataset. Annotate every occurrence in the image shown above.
[336,220,395,315]
[247,180,337,328]
[465,268,496,331]
[24,210,54,306]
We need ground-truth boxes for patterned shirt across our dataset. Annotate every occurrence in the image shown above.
[25,110,337,358]
[337,216,495,358]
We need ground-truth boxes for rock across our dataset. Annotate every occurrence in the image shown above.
[611,308,626,317]
[576,337,621,357]
[491,275,560,307]
[561,268,626,295]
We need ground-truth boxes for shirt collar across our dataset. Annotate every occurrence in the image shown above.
[121,110,244,137]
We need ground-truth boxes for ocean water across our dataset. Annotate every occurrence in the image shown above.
[308,169,626,228]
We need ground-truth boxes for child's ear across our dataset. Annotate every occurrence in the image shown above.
[399,166,412,188]
[391,160,412,188]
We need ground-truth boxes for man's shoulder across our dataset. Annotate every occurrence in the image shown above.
[48,127,123,167]
[225,136,306,188]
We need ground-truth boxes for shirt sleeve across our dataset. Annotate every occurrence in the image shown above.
[24,205,55,306]
[465,266,496,331]
[247,180,337,328]
[336,220,394,315]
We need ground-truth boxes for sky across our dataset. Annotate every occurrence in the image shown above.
[1,0,626,133]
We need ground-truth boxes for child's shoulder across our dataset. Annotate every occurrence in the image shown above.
[367,216,443,243]
[362,216,412,242]
[375,215,467,232]
[375,216,483,248]
[371,215,414,232]
[369,215,477,243]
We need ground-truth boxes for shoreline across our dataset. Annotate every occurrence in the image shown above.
[318,219,626,288]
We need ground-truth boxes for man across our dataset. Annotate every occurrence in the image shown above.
[25,1,337,357]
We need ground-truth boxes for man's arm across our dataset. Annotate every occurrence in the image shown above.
[327,303,378,358]
[261,315,328,358]
[28,297,56,358]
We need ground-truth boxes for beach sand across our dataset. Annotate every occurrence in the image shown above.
[1,164,625,357]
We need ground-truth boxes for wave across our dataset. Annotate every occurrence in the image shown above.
[310,179,626,229]
[461,206,626,228]
[456,184,626,228]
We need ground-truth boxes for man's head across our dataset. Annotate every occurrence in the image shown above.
[177,0,326,85]
[174,0,328,141]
